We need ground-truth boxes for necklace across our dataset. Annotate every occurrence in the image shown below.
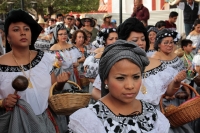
[12,51,33,88]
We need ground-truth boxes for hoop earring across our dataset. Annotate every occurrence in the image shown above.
[105,84,109,89]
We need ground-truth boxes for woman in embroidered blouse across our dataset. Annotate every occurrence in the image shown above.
[71,30,89,90]
[83,28,118,96]
[49,23,81,89]
[186,19,200,55]
[68,40,170,133]
[0,9,70,133]
[146,26,158,57]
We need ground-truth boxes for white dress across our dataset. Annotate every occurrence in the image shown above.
[0,50,53,115]
[68,100,170,133]
[48,46,81,84]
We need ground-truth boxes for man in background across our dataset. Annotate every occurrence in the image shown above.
[165,11,179,31]
[176,0,200,36]
[131,0,150,25]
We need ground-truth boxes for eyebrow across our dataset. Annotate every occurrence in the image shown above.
[116,72,141,76]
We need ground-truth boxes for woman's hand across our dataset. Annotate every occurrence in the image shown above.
[174,70,186,84]
[57,71,70,84]
[3,94,20,111]
[54,72,71,91]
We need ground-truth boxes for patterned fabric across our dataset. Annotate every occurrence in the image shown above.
[34,39,51,52]
[160,56,185,72]
[146,49,156,57]
[0,50,44,72]
[88,101,157,133]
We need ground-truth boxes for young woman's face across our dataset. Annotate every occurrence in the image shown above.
[105,59,142,104]
[57,29,68,42]
[84,19,91,26]
[126,31,146,50]
[194,24,200,33]
[7,22,31,48]
[85,34,91,45]
[75,32,85,45]
[105,32,118,46]
[148,31,156,44]
[159,37,174,54]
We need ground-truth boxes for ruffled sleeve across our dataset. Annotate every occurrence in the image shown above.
[68,108,106,133]
[93,74,101,90]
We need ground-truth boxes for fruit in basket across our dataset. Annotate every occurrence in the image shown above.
[12,75,28,91]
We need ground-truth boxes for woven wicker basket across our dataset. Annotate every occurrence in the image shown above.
[48,80,91,115]
[159,82,200,127]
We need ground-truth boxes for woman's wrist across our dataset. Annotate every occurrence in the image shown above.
[0,99,6,108]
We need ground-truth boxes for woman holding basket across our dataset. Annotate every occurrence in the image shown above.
[0,9,69,133]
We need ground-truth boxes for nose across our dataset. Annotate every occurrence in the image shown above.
[124,78,134,90]
[20,29,26,36]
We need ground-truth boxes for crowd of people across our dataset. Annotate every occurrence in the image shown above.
[0,0,200,133]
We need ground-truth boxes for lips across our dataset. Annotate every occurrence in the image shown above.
[123,93,135,98]
[20,38,27,42]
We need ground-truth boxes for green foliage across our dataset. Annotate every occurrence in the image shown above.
[0,0,99,14]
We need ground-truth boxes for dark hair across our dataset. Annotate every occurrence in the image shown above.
[56,14,63,18]
[75,18,82,29]
[71,30,87,44]
[99,28,117,45]
[4,9,42,53]
[181,39,193,49]
[155,20,166,29]
[117,17,149,51]
[191,19,200,31]
[169,11,178,18]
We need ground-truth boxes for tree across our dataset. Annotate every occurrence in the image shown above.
[0,0,99,16]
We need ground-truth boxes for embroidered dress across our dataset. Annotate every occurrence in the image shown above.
[68,100,170,133]
[48,46,81,90]
[146,49,156,57]
[34,38,51,52]
[186,34,200,54]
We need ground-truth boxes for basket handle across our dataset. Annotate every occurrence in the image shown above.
[49,80,82,97]
[159,82,199,114]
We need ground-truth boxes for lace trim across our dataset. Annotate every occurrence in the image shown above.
[0,50,44,72]
[143,62,167,78]
[147,49,156,53]
[48,46,77,53]
[161,56,179,64]
[88,100,157,132]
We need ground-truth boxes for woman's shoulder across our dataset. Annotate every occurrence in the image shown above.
[151,51,161,60]
[145,58,161,71]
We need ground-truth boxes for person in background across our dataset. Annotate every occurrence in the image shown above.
[155,20,166,30]
[111,19,117,27]
[93,18,100,30]
[180,39,195,86]
[84,30,93,55]
[56,13,64,25]
[75,18,82,29]
[186,19,200,54]
[81,16,98,42]
[165,11,179,31]
[101,14,116,29]
[0,20,5,54]
[64,14,78,41]
[131,0,150,25]
[176,0,200,36]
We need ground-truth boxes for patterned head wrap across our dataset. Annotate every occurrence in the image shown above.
[92,28,117,48]
[117,17,149,51]
[99,40,150,97]
[4,9,42,53]
[50,23,68,45]
[154,29,179,51]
